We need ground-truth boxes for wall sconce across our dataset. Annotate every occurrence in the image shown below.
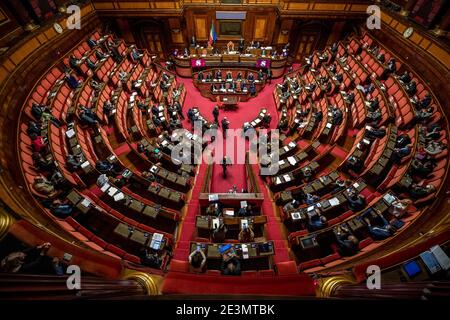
[281,30,289,35]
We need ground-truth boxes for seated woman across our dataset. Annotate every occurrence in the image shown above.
[388,198,413,219]
[189,249,206,273]
[33,176,57,197]
[30,134,48,153]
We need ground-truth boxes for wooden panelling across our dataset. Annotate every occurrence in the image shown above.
[350,4,370,12]
[194,16,208,40]
[93,2,116,10]
[285,3,309,10]
[380,9,450,70]
[118,2,150,9]
[254,17,267,40]
[428,44,450,69]
[10,37,40,65]
[313,3,347,11]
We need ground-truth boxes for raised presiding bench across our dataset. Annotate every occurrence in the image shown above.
[190,241,275,271]
[198,193,264,207]
[196,215,268,239]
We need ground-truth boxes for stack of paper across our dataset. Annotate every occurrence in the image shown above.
[242,244,249,259]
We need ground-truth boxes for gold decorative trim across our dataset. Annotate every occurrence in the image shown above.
[315,275,357,298]
[0,208,14,241]
[124,272,159,295]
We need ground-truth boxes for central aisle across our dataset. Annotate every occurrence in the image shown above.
[164,68,317,295]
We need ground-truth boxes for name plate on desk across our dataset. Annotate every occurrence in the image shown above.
[224,209,234,217]
[209,194,219,202]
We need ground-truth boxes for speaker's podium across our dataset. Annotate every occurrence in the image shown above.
[222,53,240,62]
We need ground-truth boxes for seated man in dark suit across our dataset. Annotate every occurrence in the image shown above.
[346,188,366,211]
[220,249,241,276]
[362,209,396,241]
[334,225,359,257]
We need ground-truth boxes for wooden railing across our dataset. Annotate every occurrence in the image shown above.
[0,274,147,300]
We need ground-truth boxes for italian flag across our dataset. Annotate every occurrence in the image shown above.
[208,21,217,46]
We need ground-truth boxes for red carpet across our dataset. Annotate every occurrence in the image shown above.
[173,162,208,260]
[178,77,281,193]
[166,73,313,293]
[251,164,291,264]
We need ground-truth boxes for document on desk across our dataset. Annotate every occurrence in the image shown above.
[81,161,90,169]
[150,165,158,173]
[275,177,282,185]
[242,244,249,260]
[107,187,118,196]
[208,194,219,202]
[80,198,91,208]
[430,245,450,270]
[329,197,340,206]
[287,157,297,166]
[326,123,332,128]
[150,233,163,250]
[113,192,125,202]
[224,210,234,217]
[241,219,248,230]
[283,174,291,182]
[66,129,75,138]
[101,182,111,193]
